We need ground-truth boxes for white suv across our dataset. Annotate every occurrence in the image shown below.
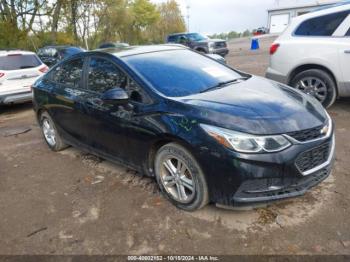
[266,4,350,108]
[0,50,48,105]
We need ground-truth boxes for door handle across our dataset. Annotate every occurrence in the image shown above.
[344,50,350,54]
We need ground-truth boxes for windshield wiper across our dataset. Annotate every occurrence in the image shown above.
[200,77,249,93]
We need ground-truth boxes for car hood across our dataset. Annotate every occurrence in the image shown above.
[174,76,327,135]
[198,39,226,44]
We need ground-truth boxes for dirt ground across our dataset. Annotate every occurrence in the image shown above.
[0,36,349,255]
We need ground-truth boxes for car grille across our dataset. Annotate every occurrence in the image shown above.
[295,142,331,173]
[287,125,324,142]
[215,42,227,48]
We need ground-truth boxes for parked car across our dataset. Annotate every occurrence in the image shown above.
[166,32,229,57]
[253,27,268,36]
[98,42,130,49]
[37,46,85,68]
[32,45,334,211]
[0,50,48,105]
[266,4,350,108]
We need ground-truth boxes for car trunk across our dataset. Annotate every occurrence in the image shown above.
[0,54,43,95]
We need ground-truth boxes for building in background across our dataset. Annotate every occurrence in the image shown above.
[267,0,343,34]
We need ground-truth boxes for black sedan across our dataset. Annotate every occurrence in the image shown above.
[32,45,335,211]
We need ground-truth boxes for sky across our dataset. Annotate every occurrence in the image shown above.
[151,0,338,34]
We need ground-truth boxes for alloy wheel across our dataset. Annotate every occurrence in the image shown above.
[42,118,56,146]
[295,77,327,103]
[160,157,195,204]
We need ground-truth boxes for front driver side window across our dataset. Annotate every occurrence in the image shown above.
[87,57,127,93]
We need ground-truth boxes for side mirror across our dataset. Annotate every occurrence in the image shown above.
[101,87,129,105]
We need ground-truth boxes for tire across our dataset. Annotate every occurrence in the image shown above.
[40,111,68,151]
[291,69,337,108]
[154,143,209,211]
[196,49,207,54]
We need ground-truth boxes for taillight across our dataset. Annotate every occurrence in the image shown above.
[270,43,280,55]
[0,72,4,78]
[39,65,49,73]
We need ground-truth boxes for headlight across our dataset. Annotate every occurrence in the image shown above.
[209,42,215,49]
[200,124,291,153]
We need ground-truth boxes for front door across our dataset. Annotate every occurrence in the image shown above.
[76,56,132,160]
[80,56,156,167]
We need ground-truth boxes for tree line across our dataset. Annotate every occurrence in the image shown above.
[209,30,252,41]
[0,0,187,51]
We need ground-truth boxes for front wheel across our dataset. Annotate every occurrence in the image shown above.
[291,69,337,108]
[154,143,209,211]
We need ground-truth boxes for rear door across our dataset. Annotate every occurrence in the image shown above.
[47,57,87,143]
[0,54,43,96]
[335,14,350,94]
[292,10,350,95]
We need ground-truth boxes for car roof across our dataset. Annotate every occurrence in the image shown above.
[168,32,186,36]
[0,50,36,57]
[167,32,200,36]
[292,3,350,23]
[93,44,187,58]
[280,3,350,37]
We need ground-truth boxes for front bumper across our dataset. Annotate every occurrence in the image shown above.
[197,133,335,207]
[0,91,33,104]
[211,48,229,57]
[233,165,332,206]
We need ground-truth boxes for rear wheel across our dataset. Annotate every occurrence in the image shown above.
[154,143,209,211]
[40,111,68,151]
[291,69,337,108]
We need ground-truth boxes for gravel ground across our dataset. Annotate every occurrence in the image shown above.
[0,36,349,255]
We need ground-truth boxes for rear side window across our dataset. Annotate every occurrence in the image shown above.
[87,57,127,93]
[0,54,41,70]
[167,35,180,43]
[295,11,349,36]
[51,58,84,88]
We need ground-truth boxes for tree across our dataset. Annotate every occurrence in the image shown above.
[129,0,160,44]
[151,0,186,43]
[242,29,251,37]
[51,0,64,43]
[0,0,186,50]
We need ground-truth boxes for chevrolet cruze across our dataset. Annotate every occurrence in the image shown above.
[32,45,335,211]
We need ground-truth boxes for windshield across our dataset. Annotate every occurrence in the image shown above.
[187,33,208,41]
[124,50,243,97]
[0,54,41,70]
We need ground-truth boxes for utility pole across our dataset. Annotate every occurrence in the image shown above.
[186,4,190,33]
